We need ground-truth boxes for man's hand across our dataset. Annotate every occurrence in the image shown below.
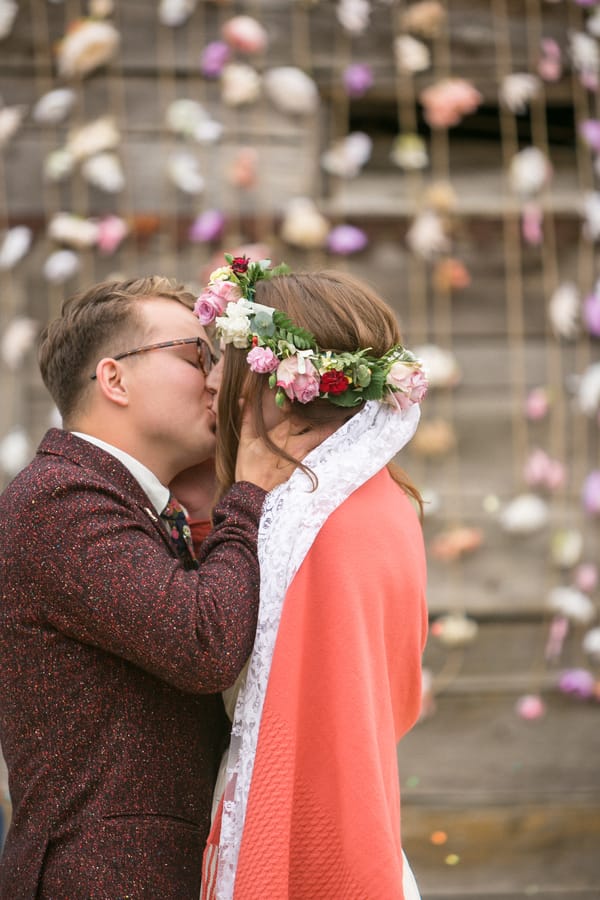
[235,410,328,491]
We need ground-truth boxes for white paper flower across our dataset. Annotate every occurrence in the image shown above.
[44,148,75,182]
[0,226,32,270]
[509,147,551,198]
[280,197,330,249]
[583,627,600,661]
[433,613,478,648]
[500,73,541,113]
[548,586,595,625]
[43,249,81,284]
[33,88,76,124]
[570,31,599,89]
[159,0,196,27]
[321,132,372,178]
[577,362,600,416]
[166,151,204,194]
[390,133,428,170]
[57,19,120,79]
[400,0,446,38]
[588,9,600,39]
[1,317,39,370]
[81,152,124,193]
[550,529,583,569]
[548,282,580,339]
[411,343,460,388]
[0,0,18,40]
[337,0,371,35]
[48,212,99,248]
[499,493,549,534]
[165,99,222,143]
[263,67,319,116]
[0,428,31,477]
[66,116,120,161]
[0,105,26,147]
[394,35,431,74]
[583,192,600,242]
[221,63,261,107]
[406,210,450,259]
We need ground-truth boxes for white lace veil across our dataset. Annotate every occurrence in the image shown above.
[215,399,421,899]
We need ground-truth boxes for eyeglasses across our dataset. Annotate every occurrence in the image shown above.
[89,337,217,380]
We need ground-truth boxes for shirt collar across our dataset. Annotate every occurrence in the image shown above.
[71,432,170,515]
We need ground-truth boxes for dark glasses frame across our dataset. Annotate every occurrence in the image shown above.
[89,337,217,380]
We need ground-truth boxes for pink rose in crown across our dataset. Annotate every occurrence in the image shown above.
[193,281,242,325]
[247,346,279,373]
[276,356,320,403]
[386,361,428,409]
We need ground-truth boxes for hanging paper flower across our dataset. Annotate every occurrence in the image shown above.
[343,63,374,98]
[548,282,580,339]
[424,181,458,213]
[583,280,600,336]
[570,31,599,91]
[582,469,600,516]
[525,386,551,420]
[280,197,330,249]
[557,668,596,699]
[158,0,196,27]
[81,152,125,193]
[43,249,80,284]
[0,226,32,271]
[522,201,543,246]
[430,613,478,647]
[582,192,600,242]
[432,258,471,292]
[48,213,99,248]
[578,362,600,416]
[264,67,319,116]
[90,0,114,17]
[515,694,546,720]
[327,224,368,255]
[500,73,541,114]
[96,215,128,255]
[394,35,431,74]
[0,0,18,41]
[579,119,600,154]
[166,99,222,143]
[221,63,261,107]
[399,0,446,38]
[582,627,600,662]
[574,563,598,594]
[221,15,268,55]
[509,147,552,198]
[390,133,429,170]
[419,78,483,129]
[545,615,569,662]
[200,41,230,79]
[538,38,562,82]
[0,105,26,147]
[588,8,600,39]
[66,116,120,161]
[550,529,583,569]
[0,317,39,370]
[524,448,566,492]
[499,494,549,534]
[166,152,204,194]
[227,147,259,190]
[44,149,75,182]
[410,418,456,458]
[337,0,371,35]
[406,210,450,260]
[429,527,483,562]
[188,209,226,244]
[547,586,595,624]
[321,132,372,178]
[32,88,76,125]
[0,428,31,477]
[56,19,120,79]
[412,343,460,388]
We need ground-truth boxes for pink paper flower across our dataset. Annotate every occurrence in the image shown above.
[193,281,242,325]
[579,119,600,154]
[525,386,550,420]
[343,63,374,98]
[386,361,428,408]
[247,346,278,373]
[515,694,546,720]
[221,15,268,55]
[558,668,596,699]
[419,78,482,128]
[583,284,600,337]
[200,41,230,78]
[276,355,321,403]
[327,224,368,255]
[96,215,128,255]
[538,38,562,82]
[582,469,600,516]
[188,209,226,243]
[524,448,565,491]
[574,562,598,594]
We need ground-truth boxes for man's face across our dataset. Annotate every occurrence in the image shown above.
[124,298,217,477]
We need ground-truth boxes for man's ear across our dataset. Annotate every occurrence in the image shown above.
[93,358,130,408]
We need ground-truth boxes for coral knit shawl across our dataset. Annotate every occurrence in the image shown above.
[206,468,427,899]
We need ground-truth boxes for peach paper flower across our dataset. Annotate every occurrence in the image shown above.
[419,78,482,128]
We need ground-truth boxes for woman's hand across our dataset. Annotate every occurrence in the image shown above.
[235,409,325,491]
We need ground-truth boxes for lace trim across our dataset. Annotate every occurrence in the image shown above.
[215,400,421,899]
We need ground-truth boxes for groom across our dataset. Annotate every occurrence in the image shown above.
[0,276,312,899]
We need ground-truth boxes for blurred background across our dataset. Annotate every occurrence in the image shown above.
[1,1,600,897]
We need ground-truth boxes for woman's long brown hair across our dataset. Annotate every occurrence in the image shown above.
[216,270,423,512]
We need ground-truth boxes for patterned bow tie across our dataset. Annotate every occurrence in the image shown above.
[160,496,198,570]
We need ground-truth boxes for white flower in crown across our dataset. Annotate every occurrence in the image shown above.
[215,299,255,348]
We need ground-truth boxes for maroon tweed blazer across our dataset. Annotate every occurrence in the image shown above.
[0,429,265,899]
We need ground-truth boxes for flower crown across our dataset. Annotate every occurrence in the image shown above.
[194,254,428,410]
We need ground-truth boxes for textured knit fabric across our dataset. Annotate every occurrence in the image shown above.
[0,429,265,900]
[205,468,427,899]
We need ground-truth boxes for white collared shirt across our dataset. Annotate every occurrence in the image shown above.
[71,432,169,515]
